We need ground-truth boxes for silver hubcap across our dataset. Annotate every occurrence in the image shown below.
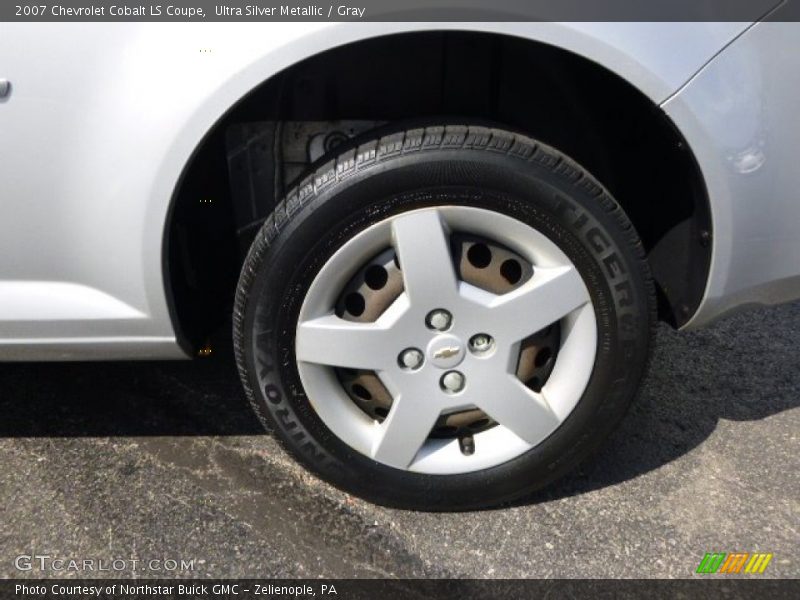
[296,207,597,474]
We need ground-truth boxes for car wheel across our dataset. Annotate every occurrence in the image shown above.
[233,125,655,510]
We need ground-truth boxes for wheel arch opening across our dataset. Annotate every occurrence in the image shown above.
[165,30,712,351]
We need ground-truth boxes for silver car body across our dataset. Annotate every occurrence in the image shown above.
[1,21,799,360]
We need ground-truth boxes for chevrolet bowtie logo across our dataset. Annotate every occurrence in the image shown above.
[434,346,460,359]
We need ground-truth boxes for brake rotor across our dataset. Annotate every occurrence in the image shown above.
[335,234,561,439]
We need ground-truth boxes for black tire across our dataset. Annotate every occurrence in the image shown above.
[233,125,655,510]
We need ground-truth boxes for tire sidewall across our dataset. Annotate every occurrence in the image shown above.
[240,148,652,509]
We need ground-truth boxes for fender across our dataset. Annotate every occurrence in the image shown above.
[0,22,749,358]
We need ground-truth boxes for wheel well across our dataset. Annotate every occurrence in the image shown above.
[166,30,711,351]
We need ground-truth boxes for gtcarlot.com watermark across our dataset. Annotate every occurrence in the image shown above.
[14,553,196,573]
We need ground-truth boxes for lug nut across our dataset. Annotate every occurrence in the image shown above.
[426,309,452,331]
[469,333,494,354]
[399,348,424,370]
[440,370,466,393]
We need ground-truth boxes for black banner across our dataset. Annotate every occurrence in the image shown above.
[3,579,799,600]
[3,0,800,22]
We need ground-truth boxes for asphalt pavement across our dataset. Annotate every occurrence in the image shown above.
[0,302,797,579]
